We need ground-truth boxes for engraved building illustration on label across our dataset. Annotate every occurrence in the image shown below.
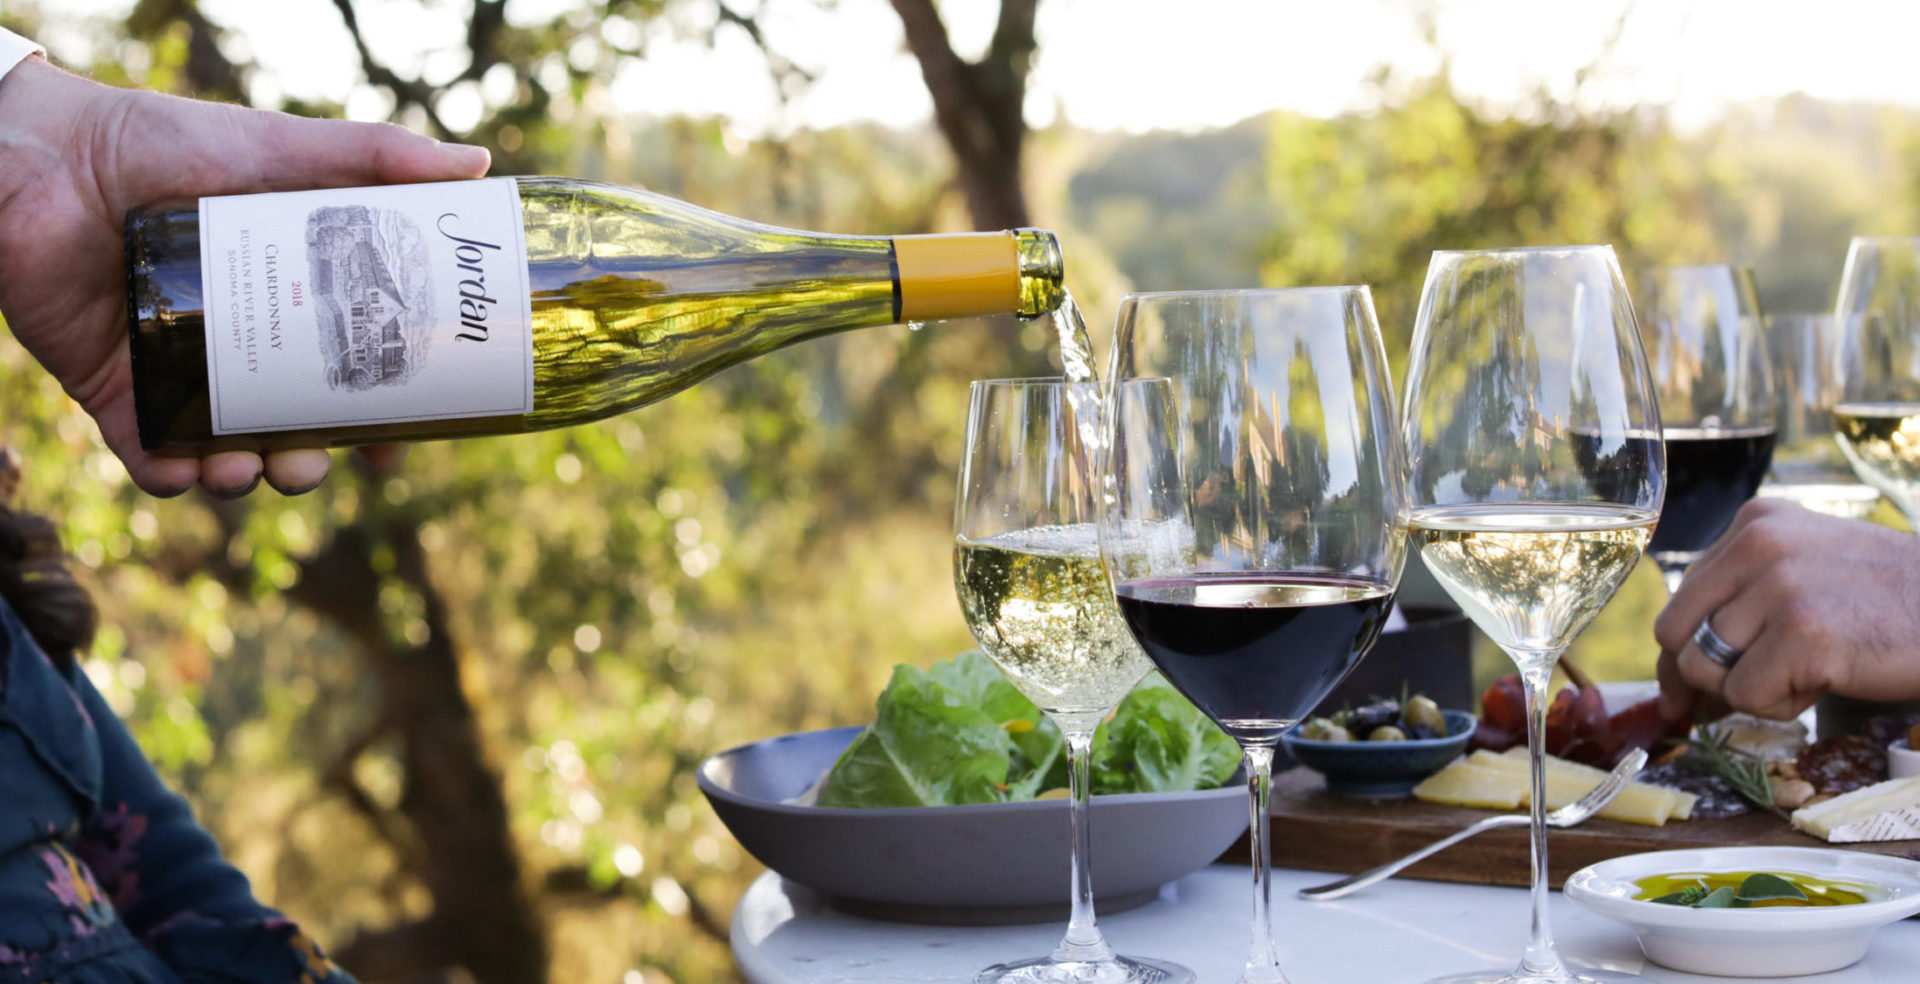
[305,205,434,390]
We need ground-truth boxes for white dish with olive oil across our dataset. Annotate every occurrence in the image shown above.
[1565,846,1920,977]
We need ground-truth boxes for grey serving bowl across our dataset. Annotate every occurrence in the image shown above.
[1282,708,1476,799]
[698,726,1247,924]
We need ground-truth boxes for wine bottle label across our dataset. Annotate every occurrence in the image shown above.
[197,178,534,434]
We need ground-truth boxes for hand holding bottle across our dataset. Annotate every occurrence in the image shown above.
[0,54,490,497]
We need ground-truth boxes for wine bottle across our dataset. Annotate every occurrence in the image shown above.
[124,176,1065,453]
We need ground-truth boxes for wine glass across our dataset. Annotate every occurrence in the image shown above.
[1833,236,1920,529]
[954,378,1192,984]
[1756,313,1881,519]
[1635,265,1774,593]
[1099,287,1406,984]
[1401,246,1663,984]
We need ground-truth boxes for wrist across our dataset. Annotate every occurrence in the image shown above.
[0,56,114,217]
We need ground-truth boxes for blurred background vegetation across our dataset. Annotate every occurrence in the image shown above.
[2,1,1918,981]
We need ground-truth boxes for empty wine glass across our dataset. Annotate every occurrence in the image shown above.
[1756,312,1880,519]
[1100,287,1406,984]
[1402,246,1664,984]
[1833,236,1920,529]
[954,378,1192,984]
[1636,265,1774,592]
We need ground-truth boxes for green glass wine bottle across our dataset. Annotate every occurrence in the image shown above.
[125,176,1064,453]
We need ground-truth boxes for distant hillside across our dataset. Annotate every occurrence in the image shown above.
[1063,97,1919,314]
[1065,116,1276,292]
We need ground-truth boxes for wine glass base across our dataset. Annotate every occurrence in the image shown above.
[974,954,1194,984]
[1424,968,1637,984]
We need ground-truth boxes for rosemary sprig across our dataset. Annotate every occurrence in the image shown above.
[1675,728,1790,820]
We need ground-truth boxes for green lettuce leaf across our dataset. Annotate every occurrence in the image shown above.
[816,653,1233,807]
[1092,674,1241,794]
[815,658,1015,807]
[922,652,1067,798]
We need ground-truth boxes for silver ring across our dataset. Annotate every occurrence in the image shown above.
[1693,617,1744,669]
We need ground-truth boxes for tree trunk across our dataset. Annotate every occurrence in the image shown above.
[292,521,549,984]
[887,0,1037,230]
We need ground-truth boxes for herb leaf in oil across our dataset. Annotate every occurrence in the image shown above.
[1648,873,1810,908]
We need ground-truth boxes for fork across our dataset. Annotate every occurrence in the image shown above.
[1296,747,1650,901]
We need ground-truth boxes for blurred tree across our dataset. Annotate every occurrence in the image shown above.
[888,0,1037,230]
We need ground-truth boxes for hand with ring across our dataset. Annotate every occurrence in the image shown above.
[1653,498,1920,723]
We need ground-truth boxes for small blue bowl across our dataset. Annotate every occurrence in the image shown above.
[1282,708,1476,798]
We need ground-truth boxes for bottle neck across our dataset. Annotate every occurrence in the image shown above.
[892,229,1064,321]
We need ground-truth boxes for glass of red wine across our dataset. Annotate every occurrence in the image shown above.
[1634,265,1775,592]
[1403,246,1664,984]
[1099,287,1406,984]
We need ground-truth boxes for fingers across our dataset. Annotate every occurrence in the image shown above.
[263,449,333,495]
[1667,569,1828,722]
[356,443,410,470]
[1651,505,1795,654]
[246,112,491,191]
[200,451,265,498]
[1668,585,1766,701]
[1655,648,1696,721]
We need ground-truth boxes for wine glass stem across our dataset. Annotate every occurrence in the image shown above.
[1241,743,1285,984]
[1052,729,1115,962]
[1516,655,1568,977]
[1894,499,1920,535]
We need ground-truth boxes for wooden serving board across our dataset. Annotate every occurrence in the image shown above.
[1239,767,1920,888]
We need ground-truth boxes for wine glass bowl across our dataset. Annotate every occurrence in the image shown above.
[954,378,1191,984]
[1401,245,1663,984]
[1101,286,1407,984]
[1758,312,1881,519]
[1833,237,1920,528]
[1635,264,1774,591]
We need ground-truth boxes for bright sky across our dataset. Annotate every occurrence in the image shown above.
[38,0,1920,135]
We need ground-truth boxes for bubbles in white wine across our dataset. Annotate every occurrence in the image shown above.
[954,523,1151,731]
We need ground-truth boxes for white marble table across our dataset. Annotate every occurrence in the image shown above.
[731,864,1920,983]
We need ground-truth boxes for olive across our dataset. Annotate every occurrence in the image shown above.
[1329,708,1353,730]
[1298,718,1353,742]
[1402,695,1447,739]
[1367,725,1408,742]
[1348,699,1401,734]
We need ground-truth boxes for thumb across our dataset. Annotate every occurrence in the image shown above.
[240,110,491,191]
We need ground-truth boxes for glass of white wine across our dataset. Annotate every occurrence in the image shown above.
[1757,312,1881,519]
[1401,247,1664,984]
[1834,236,1920,529]
[953,378,1192,984]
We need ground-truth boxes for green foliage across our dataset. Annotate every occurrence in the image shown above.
[1261,75,1720,382]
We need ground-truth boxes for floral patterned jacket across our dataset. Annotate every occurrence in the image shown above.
[0,594,352,983]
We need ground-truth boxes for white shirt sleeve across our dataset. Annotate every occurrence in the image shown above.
[0,27,44,80]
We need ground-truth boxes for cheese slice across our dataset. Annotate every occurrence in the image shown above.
[1487,747,1698,818]
[1791,775,1920,842]
[1412,761,1524,809]
[1471,749,1690,826]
